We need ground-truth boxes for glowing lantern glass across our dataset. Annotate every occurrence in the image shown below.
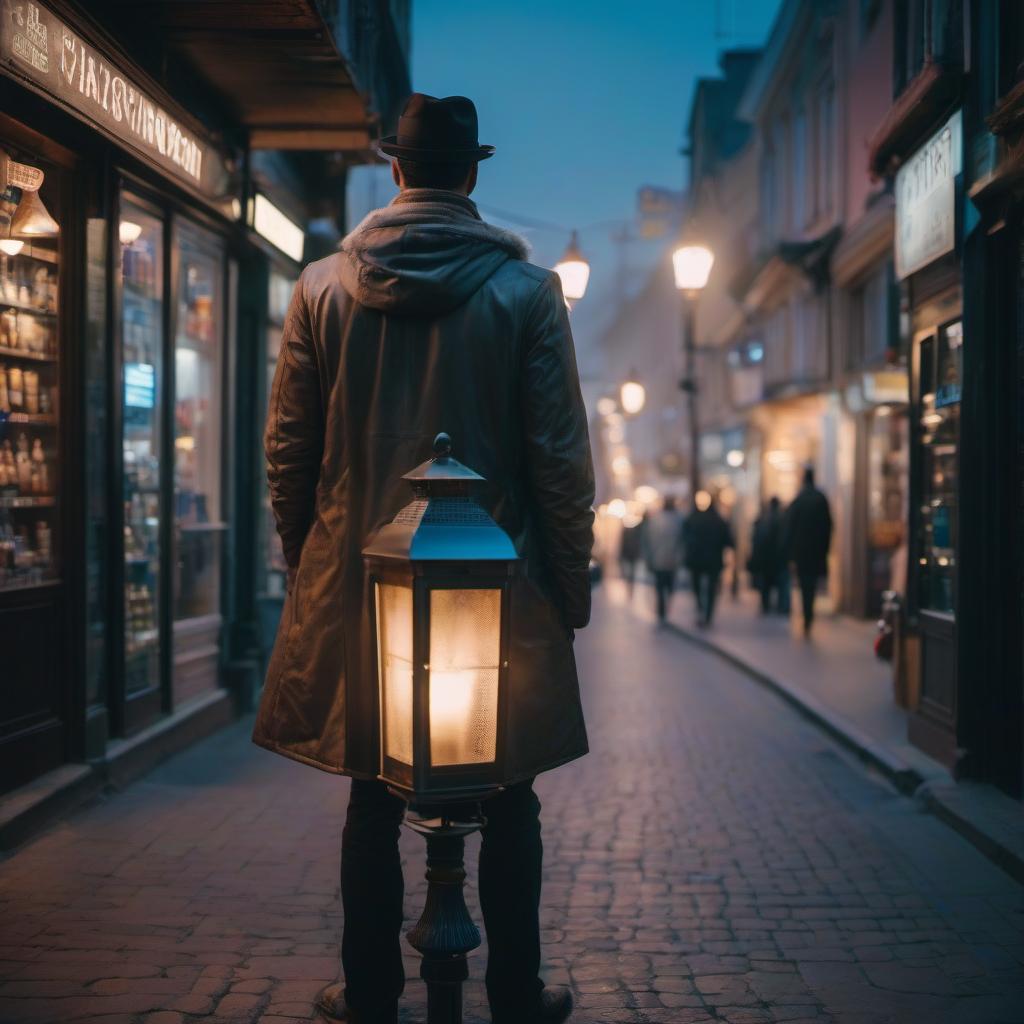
[363,433,518,804]
[672,243,714,293]
[620,377,646,415]
[553,230,590,303]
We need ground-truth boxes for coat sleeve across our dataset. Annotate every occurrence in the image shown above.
[521,273,596,629]
[264,271,324,580]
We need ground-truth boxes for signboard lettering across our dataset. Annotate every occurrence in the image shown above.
[895,110,962,280]
[0,0,228,199]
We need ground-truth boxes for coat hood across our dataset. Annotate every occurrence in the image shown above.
[339,189,531,317]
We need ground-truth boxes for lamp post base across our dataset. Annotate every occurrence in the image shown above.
[405,809,485,1024]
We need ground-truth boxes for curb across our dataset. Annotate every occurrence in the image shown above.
[918,781,1024,888]
[663,620,1024,886]
[663,620,925,794]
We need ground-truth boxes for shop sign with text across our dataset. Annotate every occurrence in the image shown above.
[895,110,961,280]
[0,0,230,200]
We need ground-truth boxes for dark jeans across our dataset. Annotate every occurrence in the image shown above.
[691,569,720,625]
[797,569,819,632]
[653,569,675,620]
[341,778,544,1018]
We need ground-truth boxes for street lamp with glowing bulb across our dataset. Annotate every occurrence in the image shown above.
[620,374,646,416]
[672,239,715,497]
[672,243,715,294]
[363,433,520,1024]
[553,230,590,308]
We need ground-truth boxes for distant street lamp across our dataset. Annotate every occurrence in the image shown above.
[553,230,590,307]
[672,244,715,293]
[672,241,715,497]
[363,433,519,1024]
[620,372,646,415]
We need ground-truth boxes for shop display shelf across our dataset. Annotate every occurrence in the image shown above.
[6,246,57,266]
[0,344,55,362]
[0,301,57,318]
[0,574,59,593]
[0,494,56,509]
[126,628,159,652]
[178,330,215,346]
[124,280,160,304]
[2,412,57,425]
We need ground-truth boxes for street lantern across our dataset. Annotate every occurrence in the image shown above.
[620,373,646,415]
[553,230,590,305]
[672,241,714,497]
[364,432,521,1024]
[363,432,518,806]
[672,242,715,294]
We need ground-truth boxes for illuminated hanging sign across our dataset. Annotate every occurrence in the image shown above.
[250,194,305,263]
[0,0,230,200]
[895,110,962,281]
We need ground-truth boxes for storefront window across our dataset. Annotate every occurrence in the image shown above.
[916,320,961,614]
[85,216,108,708]
[121,200,164,697]
[173,220,225,624]
[0,150,60,592]
[262,270,295,600]
[867,406,908,614]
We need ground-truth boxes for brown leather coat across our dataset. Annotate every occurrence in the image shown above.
[252,189,594,782]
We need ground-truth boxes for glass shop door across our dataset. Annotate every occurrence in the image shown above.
[172,218,226,706]
[119,195,166,731]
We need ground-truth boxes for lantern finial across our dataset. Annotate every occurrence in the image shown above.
[433,432,453,459]
[403,433,484,490]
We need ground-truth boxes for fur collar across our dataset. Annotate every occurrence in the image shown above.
[342,188,531,261]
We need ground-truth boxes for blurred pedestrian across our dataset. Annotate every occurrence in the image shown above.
[749,496,785,613]
[684,491,734,628]
[643,496,684,622]
[783,466,833,636]
[619,515,644,598]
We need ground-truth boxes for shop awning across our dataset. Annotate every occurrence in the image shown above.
[83,0,408,151]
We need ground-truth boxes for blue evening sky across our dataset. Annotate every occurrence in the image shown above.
[409,0,783,353]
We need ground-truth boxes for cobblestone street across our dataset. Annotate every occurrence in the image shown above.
[2,588,1024,1024]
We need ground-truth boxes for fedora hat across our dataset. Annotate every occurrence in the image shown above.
[379,93,495,163]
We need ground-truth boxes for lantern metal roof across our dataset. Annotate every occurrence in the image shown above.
[363,434,518,564]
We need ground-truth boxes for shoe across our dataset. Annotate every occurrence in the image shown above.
[315,982,398,1024]
[492,985,574,1024]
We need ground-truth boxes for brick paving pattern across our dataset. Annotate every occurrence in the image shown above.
[1,590,1024,1023]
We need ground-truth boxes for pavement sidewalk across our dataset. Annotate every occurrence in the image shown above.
[621,577,1024,886]
[3,589,1024,1024]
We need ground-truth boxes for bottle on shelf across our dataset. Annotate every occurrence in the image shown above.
[0,439,14,487]
[7,365,21,409]
[15,432,30,491]
[23,369,38,413]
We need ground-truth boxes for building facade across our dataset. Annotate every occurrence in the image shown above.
[682,0,1024,799]
[681,0,902,618]
[868,0,1023,795]
[0,0,410,803]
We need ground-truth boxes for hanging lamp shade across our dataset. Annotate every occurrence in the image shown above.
[12,189,59,237]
